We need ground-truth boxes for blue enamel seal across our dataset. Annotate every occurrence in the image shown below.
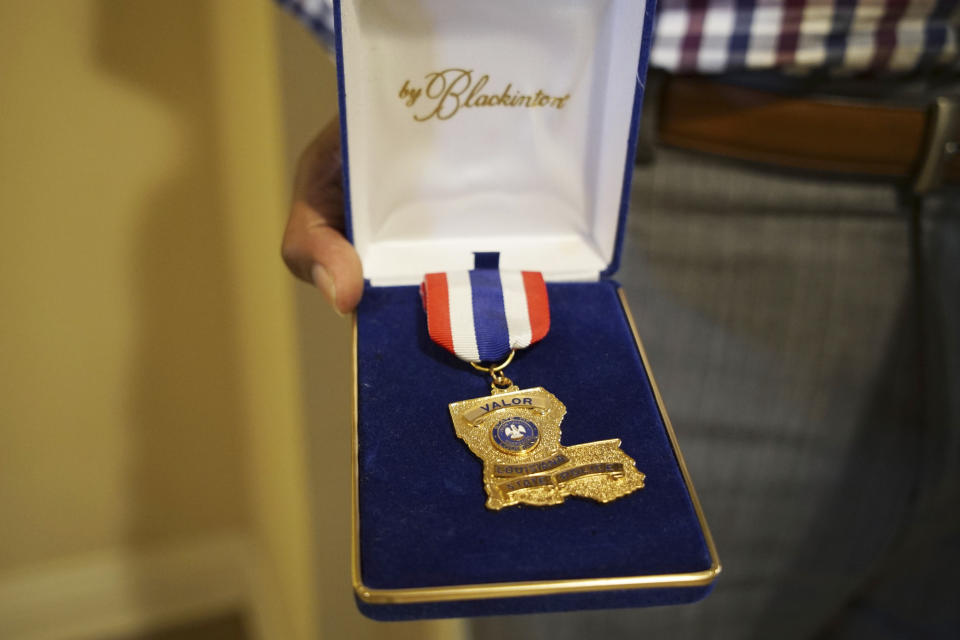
[491,416,540,455]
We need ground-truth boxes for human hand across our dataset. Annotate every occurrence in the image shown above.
[281,117,363,315]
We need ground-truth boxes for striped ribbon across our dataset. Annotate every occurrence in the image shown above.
[421,270,550,363]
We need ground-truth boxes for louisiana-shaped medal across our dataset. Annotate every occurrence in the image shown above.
[421,265,645,510]
[449,385,645,510]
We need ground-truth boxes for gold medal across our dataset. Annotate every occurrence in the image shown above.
[421,267,645,509]
[449,353,645,510]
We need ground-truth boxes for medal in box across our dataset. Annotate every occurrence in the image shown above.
[336,0,720,620]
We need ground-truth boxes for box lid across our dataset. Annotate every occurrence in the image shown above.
[335,0,653,285]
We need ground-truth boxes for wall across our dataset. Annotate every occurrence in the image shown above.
[0,3,253,637]
[0,2,463,639]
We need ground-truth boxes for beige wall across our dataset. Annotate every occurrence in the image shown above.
[0,2,461,639]
[0,1,248,570]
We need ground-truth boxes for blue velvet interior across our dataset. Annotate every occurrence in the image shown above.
[356,280,713,613]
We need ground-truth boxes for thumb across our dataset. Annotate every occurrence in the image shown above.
[282,207,364,315]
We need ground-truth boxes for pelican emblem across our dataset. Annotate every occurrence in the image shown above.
[490,417,540,455]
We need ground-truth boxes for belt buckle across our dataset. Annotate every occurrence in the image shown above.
[913,97,960,194]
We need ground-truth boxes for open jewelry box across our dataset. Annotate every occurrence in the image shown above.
[336,0,720,620]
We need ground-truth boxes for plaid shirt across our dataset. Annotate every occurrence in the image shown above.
[278,0,959,73]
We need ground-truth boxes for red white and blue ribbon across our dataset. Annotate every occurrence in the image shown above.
[421,270,549,363]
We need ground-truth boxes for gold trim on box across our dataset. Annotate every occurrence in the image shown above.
[351,289,721,605]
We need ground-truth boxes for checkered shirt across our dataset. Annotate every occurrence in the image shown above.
[277,0,959,74]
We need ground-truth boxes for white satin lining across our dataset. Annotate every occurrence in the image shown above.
[339,0,646,285]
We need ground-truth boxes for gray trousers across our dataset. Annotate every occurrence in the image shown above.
[473,148,960,639]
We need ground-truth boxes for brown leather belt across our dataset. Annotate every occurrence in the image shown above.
[657,77,960,189]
